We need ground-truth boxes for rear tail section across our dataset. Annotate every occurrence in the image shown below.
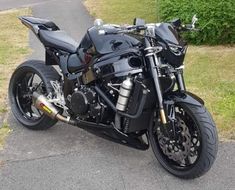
[19,16,59,35]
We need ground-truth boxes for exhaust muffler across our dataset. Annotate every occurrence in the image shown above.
[32,92,73,124]
[33,92,59,119]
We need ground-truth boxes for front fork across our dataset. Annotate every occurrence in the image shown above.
[144,39,167,124]
[175,68,186,92]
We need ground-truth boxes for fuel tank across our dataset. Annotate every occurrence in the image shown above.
[70,26,144,79]
[87,26,142,55]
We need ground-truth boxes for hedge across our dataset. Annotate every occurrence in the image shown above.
[158,0,235,45]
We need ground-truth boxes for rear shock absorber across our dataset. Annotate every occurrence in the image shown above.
[116,76,133,111]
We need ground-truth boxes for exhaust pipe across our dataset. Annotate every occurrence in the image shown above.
[32,92,74,124]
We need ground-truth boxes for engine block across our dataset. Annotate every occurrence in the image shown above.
[70,87,103,121]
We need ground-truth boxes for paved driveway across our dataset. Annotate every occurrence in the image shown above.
[0,0,235,189]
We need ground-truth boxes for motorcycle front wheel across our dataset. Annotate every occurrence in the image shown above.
[149,103,218,179]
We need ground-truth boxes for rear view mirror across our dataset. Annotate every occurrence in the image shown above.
[133,18,145,26]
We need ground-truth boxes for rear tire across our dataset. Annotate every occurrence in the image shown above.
[149,103,218,179]
[9,60,61,130]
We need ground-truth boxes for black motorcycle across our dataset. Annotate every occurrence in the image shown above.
[9,15,218,179]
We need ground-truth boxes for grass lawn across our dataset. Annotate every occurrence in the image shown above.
[85,0,235,139]
[85,0,158,24]
[0,123,11,150]
[185,46,235,139]
[0,8,31,149]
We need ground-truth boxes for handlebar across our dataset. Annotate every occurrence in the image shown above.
[99,25,147,35]
[97,22,199,36]
[179,24,200,32]
[171,15,200,32]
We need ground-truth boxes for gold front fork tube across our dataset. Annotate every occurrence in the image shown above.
[160,109,167,124]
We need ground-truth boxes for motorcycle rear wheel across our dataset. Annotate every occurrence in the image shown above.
[149,103,218,179]
[9,60,60,130]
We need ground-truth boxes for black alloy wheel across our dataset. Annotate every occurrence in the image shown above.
[9,60,60,130]
[149,103,218,179]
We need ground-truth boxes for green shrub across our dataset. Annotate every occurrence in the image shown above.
[158,0,235,45]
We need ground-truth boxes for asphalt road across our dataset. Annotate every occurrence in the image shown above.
[0,0,235,189]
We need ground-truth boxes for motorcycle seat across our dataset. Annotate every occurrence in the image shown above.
[39,30,79,53]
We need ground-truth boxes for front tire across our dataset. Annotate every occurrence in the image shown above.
[9,60,60,130]
[149,103,218,179]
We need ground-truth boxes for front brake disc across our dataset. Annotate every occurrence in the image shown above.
[157,118,192,163]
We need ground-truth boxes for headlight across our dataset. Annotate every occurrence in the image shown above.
[169,43,185,56]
